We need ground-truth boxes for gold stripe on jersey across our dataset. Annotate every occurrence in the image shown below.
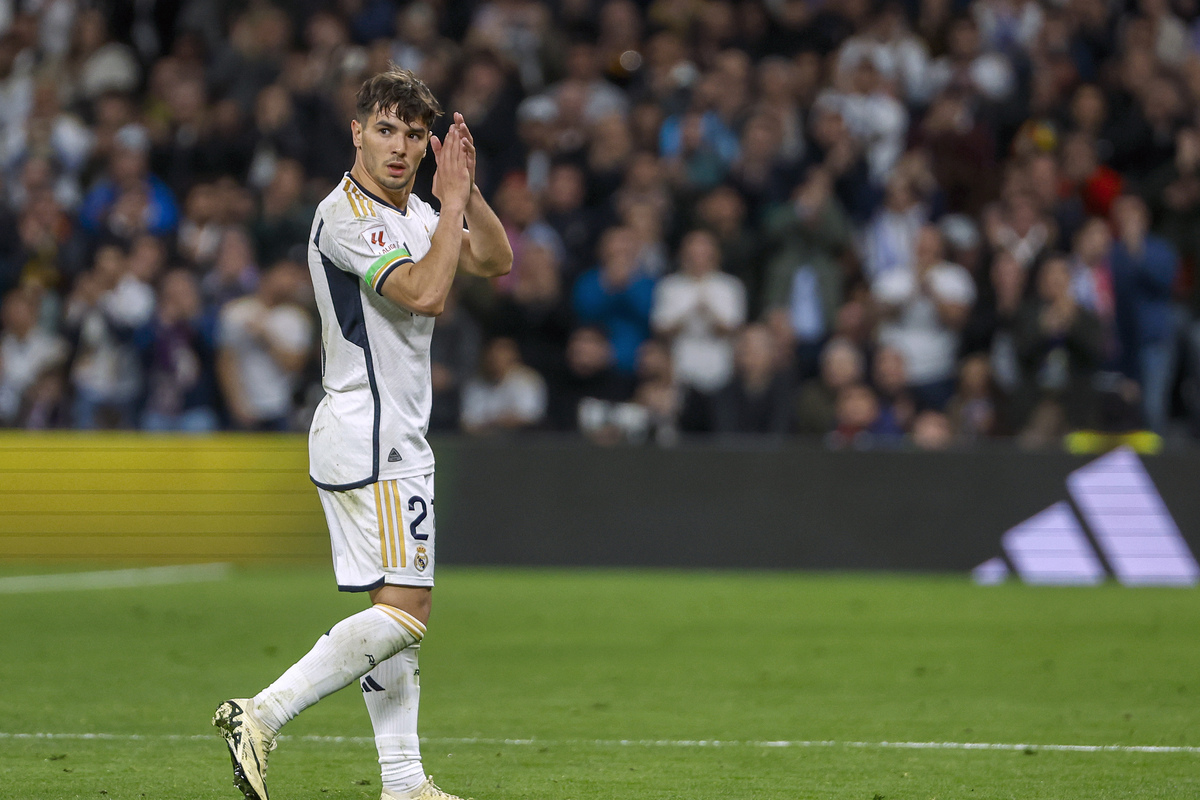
[342,178,378,219]
[374,481,388,567]
[373,603,426,639]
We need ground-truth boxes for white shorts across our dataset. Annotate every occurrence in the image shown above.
[318,473,436,592]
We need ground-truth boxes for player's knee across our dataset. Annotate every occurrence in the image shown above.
[370,584,432,626]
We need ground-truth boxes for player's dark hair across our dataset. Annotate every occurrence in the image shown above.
[355,66,442,128]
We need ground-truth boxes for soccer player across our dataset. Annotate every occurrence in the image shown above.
[213,67,512,800]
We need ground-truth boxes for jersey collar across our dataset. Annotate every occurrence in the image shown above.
[346,172,409,216]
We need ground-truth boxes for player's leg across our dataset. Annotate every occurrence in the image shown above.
[362,643,425,796]
[362,474,459,800]
[214,483,426,800]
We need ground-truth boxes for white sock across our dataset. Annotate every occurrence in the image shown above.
[253,604,425,734]
[363,645,426,795]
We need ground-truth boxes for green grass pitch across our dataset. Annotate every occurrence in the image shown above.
[0,565,1198,799]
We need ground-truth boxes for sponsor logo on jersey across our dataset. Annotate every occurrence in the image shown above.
[388,448,403,462]
[362,226,398,255]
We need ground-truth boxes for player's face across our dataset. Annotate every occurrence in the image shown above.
[353,108,430,196]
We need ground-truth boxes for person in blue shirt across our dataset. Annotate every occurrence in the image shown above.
[572,225,656,373]
[79,124,179,239]
[1109,194,1179,433]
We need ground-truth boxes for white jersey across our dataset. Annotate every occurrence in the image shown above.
[307,173,440,490]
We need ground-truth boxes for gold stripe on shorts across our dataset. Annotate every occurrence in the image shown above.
[374,481,388,567]
[385,479,403,569]
[392,480,406,568]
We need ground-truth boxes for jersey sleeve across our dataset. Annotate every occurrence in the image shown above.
[324,214,415,296]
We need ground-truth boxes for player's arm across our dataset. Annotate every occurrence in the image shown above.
[377,128,473,317]
[451,112,513,279]
[458,185,512,278]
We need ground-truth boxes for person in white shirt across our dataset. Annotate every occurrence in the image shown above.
[651,229,746,394]
[459,336,547,433]
[873,225,976,410]
[214,67,511,800]
[216,260,313,430]
[0,289,67,424]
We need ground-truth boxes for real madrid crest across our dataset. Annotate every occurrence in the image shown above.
[415,545,429,571]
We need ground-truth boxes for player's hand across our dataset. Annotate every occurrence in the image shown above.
[453,112,477,190]
[431,126,471,211]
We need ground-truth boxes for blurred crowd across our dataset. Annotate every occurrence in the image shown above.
[5,0,1200,449]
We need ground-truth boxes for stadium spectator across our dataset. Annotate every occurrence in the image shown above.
[202,227,260,309]
[429,287,482,433]
[1109,194,1180,433]
[1067,217,1115,324]
[984,191,1054,273]
[247,84,309,191]
[632,338,685,445]
[483,240,573,382]
[1013,255,1107,444]
[216,260,312,431]
[542,161,604,279]
[78,123,179,239]
[3,80,92,201]
[693,185,761,317]
[827,383,885,449]
[64,244,156,428]
[572,225,656,373]
[873,225,976,410]
[815,49,908,183]
[586,115,635,205]
[710,323,793,436]
[62,9,140,104]
[460,336,547,435]
[0,34,34,159]
[651,229,746,395]
[250,159,313,267]
[544,325,635,432]
[910,91,996,216]
[871,344,916,437]
[0,288,67,426]
[134,269,219,432]
[947,353,998,441]
[618,196,670,278]
[924,15,1017,104]
[796,337,866,436]
[800,104,877,225]
[1143,126,1200,274]
[493,173,564,294]
[860,174,926,283]
[761,167,854,377]
[911,409,955,449]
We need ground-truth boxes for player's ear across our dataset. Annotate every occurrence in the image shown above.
[350,118,363,149]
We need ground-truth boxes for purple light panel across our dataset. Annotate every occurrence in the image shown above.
[1066,447,1199,587]
[1001,501,1106,585]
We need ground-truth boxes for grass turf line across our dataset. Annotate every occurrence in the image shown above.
[0,566,1197,799]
